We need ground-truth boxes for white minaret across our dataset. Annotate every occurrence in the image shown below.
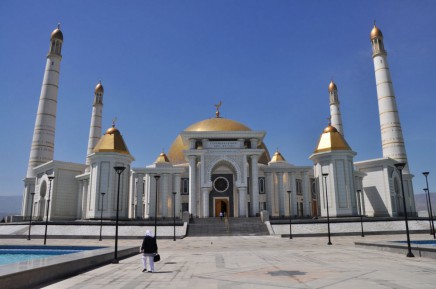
[85,81,104,172]
[370,23,409,172]
[26,25,63,178]
[328,80,344,135]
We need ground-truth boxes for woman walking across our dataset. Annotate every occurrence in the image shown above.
[140,230,158,273]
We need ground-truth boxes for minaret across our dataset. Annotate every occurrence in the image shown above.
[26,25,63,178]
[328,80,344,135]
[370,23,409,172]
[85,81,104,172]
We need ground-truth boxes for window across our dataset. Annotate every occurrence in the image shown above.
[259,177,265,194]
[181,178,189,195]
[296,179,302,195]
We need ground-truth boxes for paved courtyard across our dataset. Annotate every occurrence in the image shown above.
[3,234,436,288]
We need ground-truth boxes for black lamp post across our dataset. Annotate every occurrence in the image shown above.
[394,163,414,257]
[99,192,106,241]
[113,166,126,264]
[423,172,435,239]
[154,175,160,237]
[357,189,365,237]
[27,191,36,241]
[322,173,332,245]
[287,190,292,239]
[43,176,54,245]
[173,191,177,241]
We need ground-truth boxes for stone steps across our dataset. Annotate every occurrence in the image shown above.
[187,217,269,237]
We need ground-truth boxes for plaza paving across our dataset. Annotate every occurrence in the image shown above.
[3,234,436,288]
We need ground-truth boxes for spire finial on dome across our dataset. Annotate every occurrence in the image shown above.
[327,116,331,126]
[57,22,61,29]
[112,117,117,128]
[214,100,222,118]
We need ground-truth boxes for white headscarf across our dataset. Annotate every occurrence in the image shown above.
[145,230,152,237]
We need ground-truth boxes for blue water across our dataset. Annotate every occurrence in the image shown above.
[0,245,105,265]
[394,240,436,246]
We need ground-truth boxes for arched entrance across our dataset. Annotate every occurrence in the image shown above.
[209,174,234,217]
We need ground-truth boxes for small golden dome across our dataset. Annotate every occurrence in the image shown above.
[95,81,104,94]
[93,125,130,155]
[323,125,338,133]
[370,24,383,40]
[51,26,63,41]
[314,125,351,153]
[270,150,286,163]
[167,117,271,164]
[328,80,337,92]
[155,152,170,164]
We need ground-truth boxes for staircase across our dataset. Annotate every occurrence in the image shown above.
[187,217,269,237]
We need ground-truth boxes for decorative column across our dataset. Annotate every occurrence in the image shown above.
[302,173,310,216]
[161,174,169,217]
[188,156,197,217]
[174,174,181,218]
[81,180,88,219]
[265,172,274,215]
[277,172,285,216]
[238,187,247,217]
[136,174,144,219]
[290,173,297,216]
[250,155,260,216]
[202,187,210,217]
[148,175,157,218]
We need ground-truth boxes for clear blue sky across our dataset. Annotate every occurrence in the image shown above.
[1,0,435,197]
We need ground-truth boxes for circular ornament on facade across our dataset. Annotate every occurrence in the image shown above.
[213,177,229,193]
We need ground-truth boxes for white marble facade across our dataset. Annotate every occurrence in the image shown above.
[20,24,417,222]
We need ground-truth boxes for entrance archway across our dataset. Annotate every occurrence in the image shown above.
[214,198,229,217]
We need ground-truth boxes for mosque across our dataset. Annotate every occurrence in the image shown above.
[20,24,416,222]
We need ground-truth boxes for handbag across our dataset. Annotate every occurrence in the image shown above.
[153,253,160,262]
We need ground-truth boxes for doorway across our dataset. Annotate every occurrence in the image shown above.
[214,198,229,217]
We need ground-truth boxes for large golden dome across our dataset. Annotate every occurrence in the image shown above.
[167,118,271,164]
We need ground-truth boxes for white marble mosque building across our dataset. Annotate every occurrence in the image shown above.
[21,24,416,222]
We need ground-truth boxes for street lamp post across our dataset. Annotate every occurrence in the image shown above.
[27,191,36,241]
[154,175,160,237]
[357,190,365,237]
[423,172,435,239]
[113,166,126,264]
[394,163,414,257]
[287,190,292,239]
[173,191,177,241]
[99,192,106,241]
[322,173,332,245]
[43,175,54,245]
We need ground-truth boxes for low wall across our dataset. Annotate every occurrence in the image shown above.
[0,246,139,289]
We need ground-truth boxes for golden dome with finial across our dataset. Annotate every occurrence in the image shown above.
[328,80,337,92]
[314,124,351,153]
[93,123,130,155]
[270,150,286,163]
[370,23,383,40]
[51,24,63,41]
[167,117,271,165]
[155,152,170,164]
[95,81,104,94]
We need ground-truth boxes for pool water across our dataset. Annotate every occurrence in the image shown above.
[393,240,436,246]
[0,245,106,265]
